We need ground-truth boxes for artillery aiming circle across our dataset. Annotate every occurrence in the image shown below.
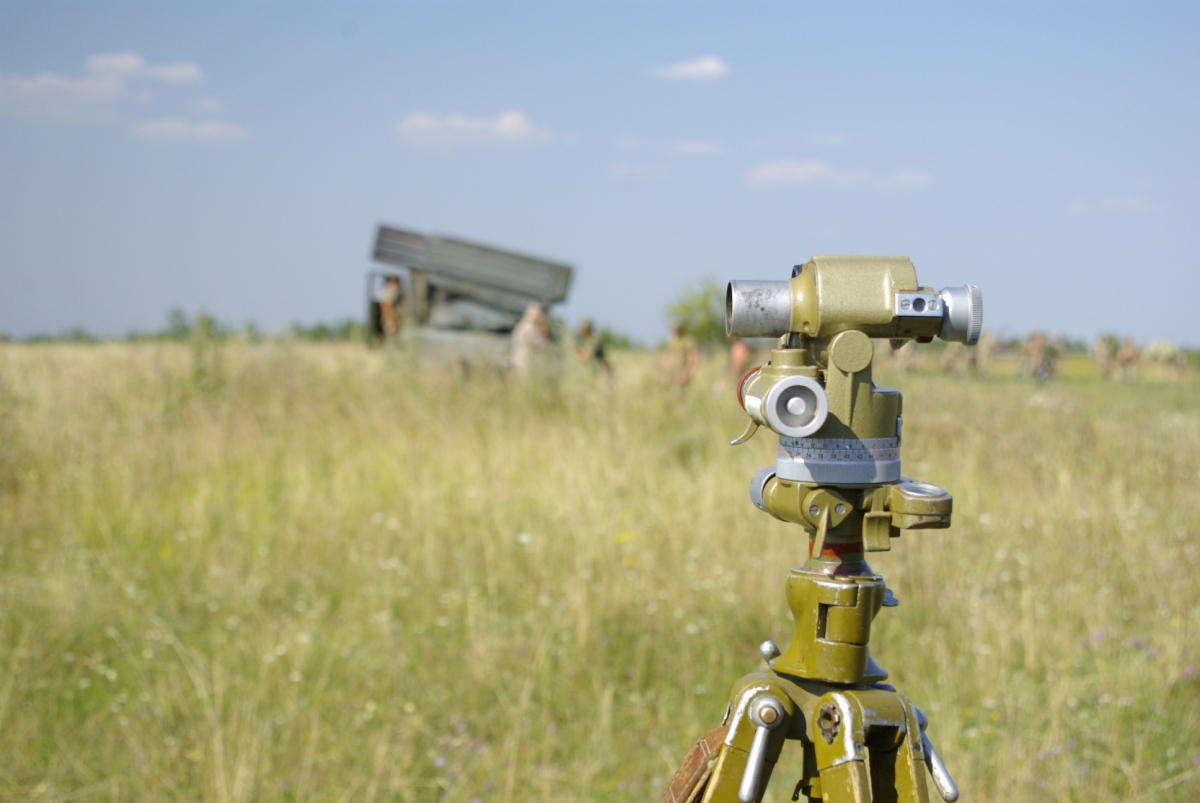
[666,256,975,803]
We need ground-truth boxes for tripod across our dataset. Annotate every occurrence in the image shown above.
[664,257,981,803]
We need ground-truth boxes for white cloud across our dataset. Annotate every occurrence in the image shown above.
[875,170,932,192]
[746,159,867,187]
[193,97,224,115]
[0,71,122,121]
[0,52,204,121]
[397,110,551,145]
[809,131,846,146]
[747,159,930,192]
[610,164,667,179]
[86,52,203,84]
[671,140,723,157]
[1068,194,1159,215]
[653,55,730,80]
[132,118,246,143]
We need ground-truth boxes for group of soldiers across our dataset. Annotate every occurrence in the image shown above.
[886,332,1169,383]
[509,309,707,388]
[508,303,613,381]
[378,274,705,387]
[987,332,1142,382]
[875,333,1001,377]
[1090,336,1145,381]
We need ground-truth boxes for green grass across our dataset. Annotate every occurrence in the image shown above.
[1,342,1198,802]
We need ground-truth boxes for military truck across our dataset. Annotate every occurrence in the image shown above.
[368,224,573,368]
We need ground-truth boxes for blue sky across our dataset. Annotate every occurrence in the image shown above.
[1,2,1197,345]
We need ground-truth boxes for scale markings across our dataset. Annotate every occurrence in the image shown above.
[778,437,900,462]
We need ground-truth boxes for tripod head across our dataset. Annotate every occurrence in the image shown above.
[726,257,982,562]
[724,257,982,684]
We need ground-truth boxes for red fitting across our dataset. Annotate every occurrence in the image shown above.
[736,366,761,409]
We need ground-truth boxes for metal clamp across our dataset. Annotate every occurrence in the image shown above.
[738,696,786,802]
[895,292,943,318]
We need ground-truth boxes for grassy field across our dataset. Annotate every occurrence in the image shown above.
[1,341,1198,803]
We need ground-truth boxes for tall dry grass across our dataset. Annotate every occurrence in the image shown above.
[0,341,1197,803]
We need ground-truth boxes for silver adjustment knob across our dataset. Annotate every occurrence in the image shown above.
[939,285,983,345]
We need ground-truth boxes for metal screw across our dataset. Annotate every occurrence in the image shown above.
[757,703,779,725]
[808,505,819,516]
[835,504,846,514]
[759,640,781,663]
[817,704,842,744]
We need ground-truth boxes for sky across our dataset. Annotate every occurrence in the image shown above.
[1,1,1198,346]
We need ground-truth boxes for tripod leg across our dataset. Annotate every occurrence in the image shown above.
[697,728,788,803]
[663,676,796,803]
[811,690,932,803]
[893,697,934,803]
[811,692,871,803]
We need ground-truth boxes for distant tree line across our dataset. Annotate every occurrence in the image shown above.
[1,307,645,349]
[1,308,369,344]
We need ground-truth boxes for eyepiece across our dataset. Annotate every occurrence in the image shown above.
[938,285,983,345]
[726,281,792,338]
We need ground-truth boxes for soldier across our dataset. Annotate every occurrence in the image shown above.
[510,303,549,377]
[1091,336,1117,379]
[974,330,996,376]
[1114,338,1139,382]
[1022,331,1058,382]
[379,275,404,344]
[715,336,752,393]
[940,342,967,375]
[661,323,699,389]
[574,319,613,382]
